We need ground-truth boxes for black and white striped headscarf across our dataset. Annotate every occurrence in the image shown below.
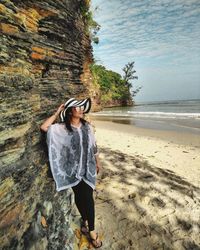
[60,97,91,122]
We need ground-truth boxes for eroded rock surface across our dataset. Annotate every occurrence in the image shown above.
[0,0,94,249]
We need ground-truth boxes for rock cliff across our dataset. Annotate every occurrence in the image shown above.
[0,0,94,249]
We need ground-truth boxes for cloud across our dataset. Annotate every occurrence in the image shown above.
[91,0,200,101]
[92,0,200,61]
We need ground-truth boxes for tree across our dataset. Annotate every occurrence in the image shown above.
[122,61,141,98]
[90,62,141,106]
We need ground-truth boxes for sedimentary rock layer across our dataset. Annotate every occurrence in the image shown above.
[0,0,93,248]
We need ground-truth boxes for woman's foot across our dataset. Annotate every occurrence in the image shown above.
[89,231,102,248]
[81,220,89,235]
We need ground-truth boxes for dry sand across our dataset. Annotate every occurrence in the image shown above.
[72,120,200,250]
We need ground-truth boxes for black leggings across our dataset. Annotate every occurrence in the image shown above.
[72,180,95,231]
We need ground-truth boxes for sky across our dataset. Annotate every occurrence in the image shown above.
[91,0,200,103]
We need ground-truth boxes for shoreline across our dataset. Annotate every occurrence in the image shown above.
[89,114,200,136]
[91,119,200,148]
[91,120,200,187]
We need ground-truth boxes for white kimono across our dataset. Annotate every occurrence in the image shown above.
[46,122,98,191]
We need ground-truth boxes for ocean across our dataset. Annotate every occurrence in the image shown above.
[90,99,200,134]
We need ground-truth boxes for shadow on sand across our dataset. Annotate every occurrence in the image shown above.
[89,147,200,250]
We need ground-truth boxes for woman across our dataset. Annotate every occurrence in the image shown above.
[40,97,102,248]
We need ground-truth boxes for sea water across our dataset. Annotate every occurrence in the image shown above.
[91,99,200,134]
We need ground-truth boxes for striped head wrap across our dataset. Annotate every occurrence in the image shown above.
[60,97,91,122]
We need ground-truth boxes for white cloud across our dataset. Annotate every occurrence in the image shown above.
[91,0,200,101]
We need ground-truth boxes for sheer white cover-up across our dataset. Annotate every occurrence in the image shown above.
[46,122,98,191]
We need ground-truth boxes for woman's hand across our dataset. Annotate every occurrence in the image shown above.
[40,103,65,132]
[96,165,101,174]
[95,154,101,175]
[54,103,65,117]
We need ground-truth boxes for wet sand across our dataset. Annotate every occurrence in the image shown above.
[72,120,200,249]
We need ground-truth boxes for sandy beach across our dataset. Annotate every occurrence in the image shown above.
[72,120,200,249]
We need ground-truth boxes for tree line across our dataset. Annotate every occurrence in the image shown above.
[90,61,141,106]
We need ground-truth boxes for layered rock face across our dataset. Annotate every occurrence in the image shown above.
[0,0,93,249]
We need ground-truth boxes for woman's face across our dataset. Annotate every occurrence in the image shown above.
[71,106,84,118]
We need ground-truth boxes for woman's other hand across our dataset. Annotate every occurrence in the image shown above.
[95,154,101,175]
[96,165,101,174]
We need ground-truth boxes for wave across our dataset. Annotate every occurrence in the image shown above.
[127,111,200,118]
[135,99,200,106]
[92,111,200,119]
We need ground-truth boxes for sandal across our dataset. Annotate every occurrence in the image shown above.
[80,220,89,235]
[90,233,102,248]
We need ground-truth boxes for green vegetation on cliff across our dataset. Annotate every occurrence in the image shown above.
[90,62,140,106]
[80,0,100,44]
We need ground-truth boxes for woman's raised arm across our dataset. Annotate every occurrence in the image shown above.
[40,104,65,132]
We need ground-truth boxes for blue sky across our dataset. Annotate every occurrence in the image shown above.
[91,0,200,103]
